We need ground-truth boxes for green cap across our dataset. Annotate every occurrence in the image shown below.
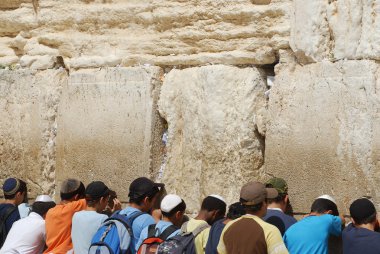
[266,177,288,194]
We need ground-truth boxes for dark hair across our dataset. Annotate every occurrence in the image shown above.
[4,180,27,200]
[240,198,264,214]
[227,202,246,220]
[86,192,110,207]
[311,199,339,216]
[353,212,377,225]
[60,179,85,200]
[201,196,227,217]
[267,193,287,204]
[130,187,159,205]
[162,200,187,218]
[32,201,56,216]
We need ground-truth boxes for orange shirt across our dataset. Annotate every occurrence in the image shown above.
[44,199,86,254]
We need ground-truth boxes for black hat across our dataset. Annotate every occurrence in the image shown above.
[128,177,164,200]
[85,181,110,201]
[350,198,376,221]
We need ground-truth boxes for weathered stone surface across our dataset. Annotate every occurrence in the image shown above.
[291,0,380,62]
[158,65,267,212]
[265,60,380,213]
[0,69,66,199]
[56,67,163,202]
[0,0,291,68]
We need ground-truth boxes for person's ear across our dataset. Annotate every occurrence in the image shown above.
[74,194,80,201]
[325,210,333,215]
[351,218,357,225]
[284,195,289,204]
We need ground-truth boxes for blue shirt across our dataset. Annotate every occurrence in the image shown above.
[283,214,342,254]
[0,204,20,237]
[72,211,108,254]
[136,220,180,251]
[119,207,155,254]
[343,223,380,254]
[263,209,297,235]
[205,218,226,254]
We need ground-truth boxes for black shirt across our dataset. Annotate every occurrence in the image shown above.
[343,223,380,254]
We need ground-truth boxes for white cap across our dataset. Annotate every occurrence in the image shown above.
[35,195,54,203]
[209,194,226,204]
[161,194,182,213]
[316,194,336,205]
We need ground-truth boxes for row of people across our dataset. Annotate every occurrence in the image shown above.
[0,176,380,254]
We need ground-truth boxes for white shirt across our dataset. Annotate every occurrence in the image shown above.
[0,212,46,254]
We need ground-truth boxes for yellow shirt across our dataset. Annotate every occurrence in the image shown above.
[186,218,210,254]
[217,214,288,254]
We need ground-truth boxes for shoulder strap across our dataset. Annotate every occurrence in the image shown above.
[147,224,157,238]
[127,211,145,225]
[159,225,178,240]
[0,206,17,224]
[191,223,210,237]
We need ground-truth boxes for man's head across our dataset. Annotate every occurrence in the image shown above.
[226,202,246,220]
[265,177,289,212]
[161,194,186,227]
[240,181,278,218]
[200,195,227,225]
[32,195,56,218]
[128,177,164,213]
[310,195,339,216]
[85,181,110,212]
[3,178,27,205]
[350,198,377,226]
[60,178,85,201]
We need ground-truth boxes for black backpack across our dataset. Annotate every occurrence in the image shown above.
[0,206,17,248]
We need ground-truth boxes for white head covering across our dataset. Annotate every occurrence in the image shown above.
[316,194,336,205]
[209,194,226,204]
[35,195,54,202]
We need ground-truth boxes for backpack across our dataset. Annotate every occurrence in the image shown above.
[89,210,144,254]
[0,205,17,248]
[137,224,178,254]
[156,221,210,254]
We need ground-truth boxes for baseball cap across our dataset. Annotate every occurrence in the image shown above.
[350,198,376,221]
[128,177,164,200]
[240,182,278,205]
[35,195,54,202]
[3,178,21,196]
[161,194,182,213]
[316,194,336,205]
[85,181,110,200]
[266,177,288,194]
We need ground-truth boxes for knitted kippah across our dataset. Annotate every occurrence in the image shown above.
[3,178,20,196]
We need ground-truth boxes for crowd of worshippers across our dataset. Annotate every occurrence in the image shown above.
[0,177,379,254]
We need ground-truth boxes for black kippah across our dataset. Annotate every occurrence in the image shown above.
[350,198,376,221]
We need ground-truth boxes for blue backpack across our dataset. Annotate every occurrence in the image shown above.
[89,210,144,254]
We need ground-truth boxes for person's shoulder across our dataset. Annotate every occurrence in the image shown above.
[257,217,283,234]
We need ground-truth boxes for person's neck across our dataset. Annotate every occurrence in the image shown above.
[356,223,375,231]
[129,203,144,212]
[86,206,97,212]
[162,217,171,223]
[195,211,207,221]
[4,200,16,206]
[267,203,284,212]
[246,212,263,218]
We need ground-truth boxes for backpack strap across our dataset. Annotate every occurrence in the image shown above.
[158,225,178,240]
[147,224,157,238]
[1,206,17,225]
[191,223,210,237]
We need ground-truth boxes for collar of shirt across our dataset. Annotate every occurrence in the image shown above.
[267,207,283,212]
[28,212,44,220]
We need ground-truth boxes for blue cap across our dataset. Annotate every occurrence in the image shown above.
[3,178,20,195]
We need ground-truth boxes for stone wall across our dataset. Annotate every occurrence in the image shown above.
[0,0,380,214]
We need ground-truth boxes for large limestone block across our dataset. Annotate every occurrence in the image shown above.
[0,0,291,67]
[291,0,380,62]
[265,60,380,213]
[56,67,163,202]
[158,65,267,212]
[0,69,66,199]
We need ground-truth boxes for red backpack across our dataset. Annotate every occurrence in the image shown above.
[137,224,178,254]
